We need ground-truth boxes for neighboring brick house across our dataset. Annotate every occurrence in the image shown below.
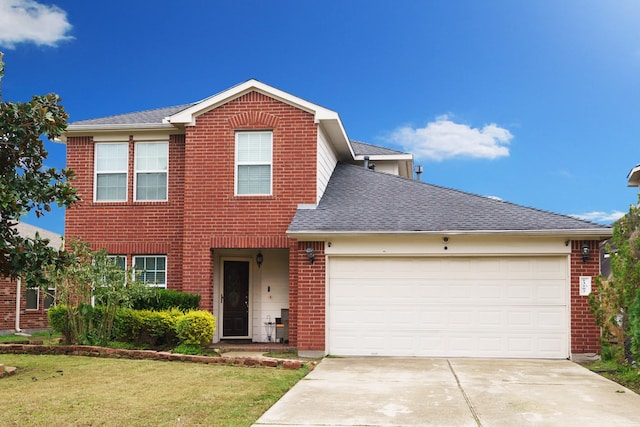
[61,80,611,359]
[0,223,61,334]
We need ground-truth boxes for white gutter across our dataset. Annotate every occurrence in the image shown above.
[59,123,177,142]
[15,277,22,332]
[287,228,613,240]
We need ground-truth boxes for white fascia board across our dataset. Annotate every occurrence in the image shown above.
[320,118,354,160]
[60,123,176,142]
[353,153,414,161]
[628,164,640,187]
[287,228,613,240]
[168,79,342,127]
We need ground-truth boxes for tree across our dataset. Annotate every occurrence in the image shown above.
[0,52,78,286]
[48,239,152,345]
[590,196,640,363]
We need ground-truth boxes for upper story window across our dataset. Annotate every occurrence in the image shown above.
[95,143,128,202]
[235,131,272,196]
[135,142,168,201]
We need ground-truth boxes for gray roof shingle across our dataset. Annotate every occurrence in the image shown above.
[288,163,611,233]
[350,140,407,156]
[71,104,195,126]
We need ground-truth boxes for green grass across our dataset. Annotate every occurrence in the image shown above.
[588,359,640,394]
[0,354,308,426]
[0,331,60,344]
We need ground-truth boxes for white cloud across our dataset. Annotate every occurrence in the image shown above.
[0,0,72,49]
[570,210,626,224]
[389,115,513,161]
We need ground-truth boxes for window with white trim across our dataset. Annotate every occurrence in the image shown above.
[107,255,127,271]
[26,287,39,310]
[25,287,55,310]
[95,143,128,201]
[135,142,168,201]
[133,255,167,288]
[43,288,56,309]
[235,131,272,195]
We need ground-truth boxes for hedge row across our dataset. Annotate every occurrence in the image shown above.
[48,305,216,348]
[131,288,201,312]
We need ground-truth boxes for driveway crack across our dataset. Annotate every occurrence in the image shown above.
[447,359,482,427]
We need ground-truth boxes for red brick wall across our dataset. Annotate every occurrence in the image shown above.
[570,240,601,354]
[181,91,317,311]
[66,135,186,290]
[293,241,325,352]
[1,278,50,332]
[66,91,318,319]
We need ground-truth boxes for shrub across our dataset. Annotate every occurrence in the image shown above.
[48,305,70,342]
[131,289,200,311]
[176,311,216,346]
[113,308,182,347]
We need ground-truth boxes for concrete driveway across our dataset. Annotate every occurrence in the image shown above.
[254,358,640,427]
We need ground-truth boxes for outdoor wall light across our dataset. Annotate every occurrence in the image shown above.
[256,251,264,268]
[306,247,315,264]
[581,243,590,263]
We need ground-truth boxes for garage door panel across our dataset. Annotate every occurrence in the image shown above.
[328,256,569,358]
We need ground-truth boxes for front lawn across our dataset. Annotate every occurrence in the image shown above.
[0,354,307,426]
[587,359,640,394]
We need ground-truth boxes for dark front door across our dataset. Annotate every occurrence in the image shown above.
[223,260,250,337]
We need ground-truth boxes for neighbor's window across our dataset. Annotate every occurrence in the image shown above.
[235,131,272,195]
[135,142,168,201]
[95,143,128,201]
[25,287,39,310]
[43,288,56,310]
[133,255,167,288]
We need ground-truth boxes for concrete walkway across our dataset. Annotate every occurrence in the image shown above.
[254,357,640,427]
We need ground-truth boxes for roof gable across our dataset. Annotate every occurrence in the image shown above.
[288,163,612,237]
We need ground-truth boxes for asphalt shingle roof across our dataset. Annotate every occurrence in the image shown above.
[350,140,407,156]
[71,104,195,126]
[289,163,610,233]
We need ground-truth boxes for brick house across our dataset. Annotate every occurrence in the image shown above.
[0,223,61,334]
[61,80,611,359]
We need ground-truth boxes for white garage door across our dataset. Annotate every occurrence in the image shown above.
[328,256,569,358]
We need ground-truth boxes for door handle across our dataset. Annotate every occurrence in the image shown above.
[221,294,224,302]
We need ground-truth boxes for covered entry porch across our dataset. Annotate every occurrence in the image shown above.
[210,248,290,344]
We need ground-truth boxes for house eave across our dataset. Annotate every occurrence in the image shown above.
[287,228,613,240]
[628,164,640,187]
[168,79,341,127]
[60,123,178,142]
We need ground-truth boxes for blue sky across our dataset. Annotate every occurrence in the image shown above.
[1,0,639,235]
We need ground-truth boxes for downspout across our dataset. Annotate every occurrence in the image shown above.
[15,277,22,332]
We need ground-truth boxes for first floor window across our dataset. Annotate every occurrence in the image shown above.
[43,288,56,309]
[25,287,55,310]
[26,287,39,310]
[133,255,167,288]
[236,131,272,195]
[95,143,128,201]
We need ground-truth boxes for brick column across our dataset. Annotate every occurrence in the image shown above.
[570,240,601,355]
[295,241,325,358]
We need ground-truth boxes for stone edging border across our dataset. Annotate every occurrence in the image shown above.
[0,344,313,370]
